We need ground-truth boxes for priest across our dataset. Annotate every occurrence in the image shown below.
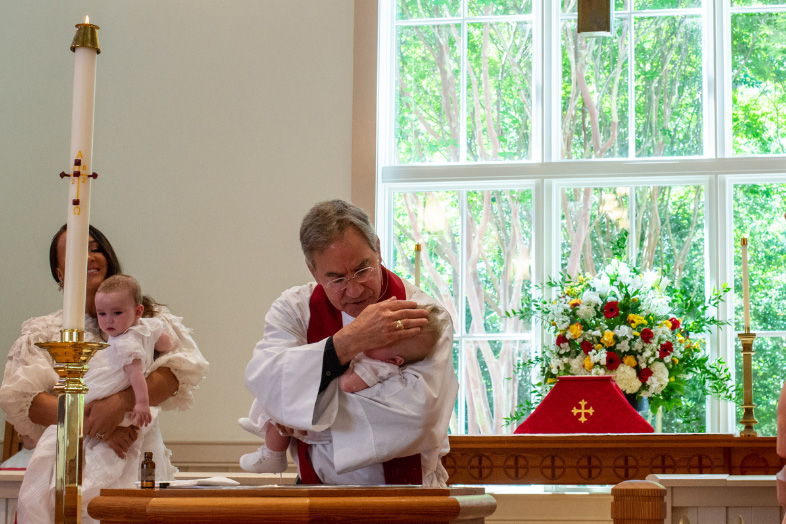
[244,199,457,486]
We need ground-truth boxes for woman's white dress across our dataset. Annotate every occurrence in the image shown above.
[0,309,208,524]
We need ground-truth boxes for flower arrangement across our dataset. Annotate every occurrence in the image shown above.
[517,259,734,414]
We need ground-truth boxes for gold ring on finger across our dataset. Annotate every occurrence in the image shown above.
[396,320,404,331]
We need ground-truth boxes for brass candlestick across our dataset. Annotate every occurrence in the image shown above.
[737,329,758,438]
[36,329,107,524]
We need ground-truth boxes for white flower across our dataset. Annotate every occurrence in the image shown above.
[569,356,587,375]
[646,362,670,396]
[614,325,633,339]
[582,291,602,307]
[590,349,606,364]
[577,304,595,320]
[614,365,641,394]
[594,273,612,297]
[641,270,660,290]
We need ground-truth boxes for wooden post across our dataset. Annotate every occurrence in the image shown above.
[611,480,666,524]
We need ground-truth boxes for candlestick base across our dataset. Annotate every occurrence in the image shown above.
[36,329,107,523]
[737,331,758,438]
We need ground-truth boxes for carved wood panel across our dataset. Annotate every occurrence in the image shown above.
[443,435,784,485]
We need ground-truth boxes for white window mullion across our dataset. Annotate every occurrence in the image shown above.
[376,0,395,226]
[540,0,555,163]
[628,185,637,266]
[705,174,725,433]
[459,2,468,163]
[628,10,636,159]
[715,0,730,158]
[458,187,469,432]
[715,174,736,433]
[703,0,716,157]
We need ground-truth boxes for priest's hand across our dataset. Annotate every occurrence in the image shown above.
[332,298,429,365]
[274,423,309,440]
[102,426,139,459]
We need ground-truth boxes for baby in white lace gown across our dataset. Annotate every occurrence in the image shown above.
[93,274,172,427]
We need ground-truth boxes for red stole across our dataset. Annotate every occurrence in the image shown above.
[296,266,422,485]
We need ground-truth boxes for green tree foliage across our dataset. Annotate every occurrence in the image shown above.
[733,12,786,155]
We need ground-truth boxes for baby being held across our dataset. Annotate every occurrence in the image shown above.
[95,275,172,427]
[239,304,447,474]
[338,304,445,393]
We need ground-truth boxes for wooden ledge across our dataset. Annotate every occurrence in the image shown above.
[88,486,497,523]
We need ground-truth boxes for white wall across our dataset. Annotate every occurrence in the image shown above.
[0,1,355,442]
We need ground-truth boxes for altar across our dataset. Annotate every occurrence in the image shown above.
[87,485,497,524]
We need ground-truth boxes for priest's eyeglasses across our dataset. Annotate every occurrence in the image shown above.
[326,266,375,291]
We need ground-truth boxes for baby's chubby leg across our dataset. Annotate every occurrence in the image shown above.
[239,422,290,473]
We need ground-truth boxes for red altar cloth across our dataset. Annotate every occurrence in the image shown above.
[514,375,654,434]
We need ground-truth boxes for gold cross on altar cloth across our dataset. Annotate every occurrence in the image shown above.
[571,399,594,423]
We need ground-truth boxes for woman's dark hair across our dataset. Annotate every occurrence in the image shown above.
[49,224,122,284]
[49,224,161,317]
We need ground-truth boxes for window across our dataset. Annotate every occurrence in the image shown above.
[731,181,786,435]
[378,0,786,435]
[561,1,705,159]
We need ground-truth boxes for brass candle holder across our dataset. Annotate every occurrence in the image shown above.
[36,329,107,524]
[71,20,101,54]
[737,329,758,438]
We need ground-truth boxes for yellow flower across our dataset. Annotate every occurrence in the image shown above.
[623,355,637,367]
[677,334,685,344]
[569,298,582,308]
[568,322,583,339]
[584,356,594,371]
[632,297,639,302]
[551,321,557,326]
[632,331,640,337]
[601,330,615,348]
[595,344,603,350]
[672,358,678,364]
[662,320,672,330]
[669,377,675,382]
[547,377,557,384]
[628,314,647,328]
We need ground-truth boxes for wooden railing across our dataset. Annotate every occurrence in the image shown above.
[443,434,783,486]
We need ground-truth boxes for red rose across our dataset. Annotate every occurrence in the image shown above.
[603,301,620,319]
[640,328,654,344]
[556,334,569,347]
[605,352,621,370]
[658,341,674,359]
[580,340,593,355]
[638,367,653,383]
[669,317,680,331]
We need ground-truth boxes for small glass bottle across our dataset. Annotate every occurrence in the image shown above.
[140,451,155,489]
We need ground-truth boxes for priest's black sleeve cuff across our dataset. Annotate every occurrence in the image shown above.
[319,336,349,393]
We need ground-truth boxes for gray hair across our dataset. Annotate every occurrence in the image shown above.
[300,200,380,269]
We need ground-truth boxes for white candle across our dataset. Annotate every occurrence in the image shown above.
[742,236,750,331]
[414,243,421,287]
[62,18,100,330]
